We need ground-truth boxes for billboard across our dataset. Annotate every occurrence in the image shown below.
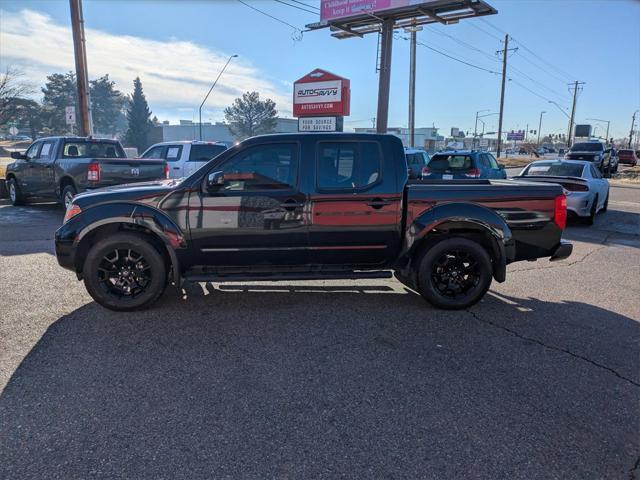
[321,0,427,22]
[293,69,350,117]
[574,124,592,138]
[506,130,525,141]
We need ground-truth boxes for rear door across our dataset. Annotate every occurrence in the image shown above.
[163,145,184,178]
[307,140,401,267]
[189,141,308,267]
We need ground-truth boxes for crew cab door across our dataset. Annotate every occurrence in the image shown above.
[17,141,43,196]
[184,144,228,177]
[189,142,308,267]
[307,140,402,267]
[30,140,57,196]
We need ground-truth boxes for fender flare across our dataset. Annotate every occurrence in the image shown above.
[73,203,186,284]
[402,202,514,282]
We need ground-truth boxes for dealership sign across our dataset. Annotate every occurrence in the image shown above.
[293,69,350,117]
[298,116,344,132]
[507,130,525,141]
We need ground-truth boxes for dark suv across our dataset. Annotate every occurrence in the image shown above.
[422,150,507,180]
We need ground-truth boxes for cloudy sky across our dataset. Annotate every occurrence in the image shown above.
[1,0,638,138]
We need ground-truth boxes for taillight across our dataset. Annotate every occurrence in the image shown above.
[563,183,588,192]
[465,168,481,178]
[421,166,430,177]
[64,204,81,223]
[164,162,170,179]
[87,163,100,182]
[554,194,567,230]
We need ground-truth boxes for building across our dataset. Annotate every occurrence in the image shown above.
[149,118,298,144]
[354,126,441,151]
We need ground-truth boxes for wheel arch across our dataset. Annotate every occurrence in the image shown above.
[400,202,514,283]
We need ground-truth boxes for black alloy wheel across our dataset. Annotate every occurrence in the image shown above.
[417,237,493,310]
[83,233,167,311]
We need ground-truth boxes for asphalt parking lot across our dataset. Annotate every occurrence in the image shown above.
[1,183,639,479]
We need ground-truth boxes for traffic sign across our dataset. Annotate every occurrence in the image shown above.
[8,126,18,136]
[65,106,76,126]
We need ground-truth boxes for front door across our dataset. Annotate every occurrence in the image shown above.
[19,141,43,197]
[32,140,57,196]
[307,140,401,267]
[189,142,308,267]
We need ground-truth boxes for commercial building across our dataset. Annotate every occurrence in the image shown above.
[148,118,299,144]
[354,126,441,151]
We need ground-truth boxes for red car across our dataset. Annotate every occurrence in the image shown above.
[618,149,638,166]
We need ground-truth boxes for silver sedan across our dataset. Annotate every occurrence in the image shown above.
[514,159,609,225]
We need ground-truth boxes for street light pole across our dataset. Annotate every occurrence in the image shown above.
[474,109,491,148]
[537,111,546,146]
[199,54,238,141]
[586,118,610,143]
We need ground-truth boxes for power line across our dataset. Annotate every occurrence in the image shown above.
[509,63,571,103]
[425,25,500,64]
[236,0,304,39]
[510,37,574,81]
[467,22,502,41]
[274,0,318,15]
[410,38,501,75]
[512,51,571,85]
[288,0,319,11]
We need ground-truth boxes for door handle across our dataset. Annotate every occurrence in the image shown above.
[280,199,304,211]
[367,198,391,209]
[173,167,181,170]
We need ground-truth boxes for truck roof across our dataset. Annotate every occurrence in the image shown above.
[241,132,399,144]
[34,136,121,143]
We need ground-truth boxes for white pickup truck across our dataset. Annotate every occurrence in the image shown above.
[140,141,228,179]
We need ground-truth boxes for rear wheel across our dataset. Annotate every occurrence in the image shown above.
[82,233,167,311]
[416,237,493,310]
[7,178,24,206]
[585,195,598,225]
[61,184,77,209]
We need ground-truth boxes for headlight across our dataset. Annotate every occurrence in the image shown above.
[593,154,600,161]
[63,204,81,223]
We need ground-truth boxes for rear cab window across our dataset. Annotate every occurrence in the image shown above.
[62,141,125,158]
[523,162,585,177]
[316,141,382,190]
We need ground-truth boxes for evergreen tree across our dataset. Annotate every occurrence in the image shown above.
[224,91,277,140]
[41,72,77,134]
[90,74,126,135]
[124,77,153,151]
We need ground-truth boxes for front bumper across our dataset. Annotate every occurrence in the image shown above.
[550,241,573,262]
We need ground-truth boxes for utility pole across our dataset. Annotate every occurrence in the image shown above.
[496,35,516,158]
[567,81,585,147]
[629,111,637,148]
[69,0,92,136]
[405,24,421,147]
[376,18,394,134]
[537,111,545,146]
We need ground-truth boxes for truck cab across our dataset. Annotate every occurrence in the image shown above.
[141,141,228,179]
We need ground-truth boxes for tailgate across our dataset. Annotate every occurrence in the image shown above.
[93,158,166,186]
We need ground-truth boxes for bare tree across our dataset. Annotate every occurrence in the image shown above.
[0,67,34,125]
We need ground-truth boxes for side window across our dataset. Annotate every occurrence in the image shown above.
[487,153,499,169]
[25,142,41,159]
[317,142,381,190]
[36,141,56,163]
[590,165,602,179]
[220,143,297,191]
[479,154,491,168]
[165,145,183,162]
[142,146,165,159]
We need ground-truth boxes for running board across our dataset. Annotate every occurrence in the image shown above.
[184,270,393,283]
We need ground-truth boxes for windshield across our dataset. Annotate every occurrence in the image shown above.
[62,141,125,158]
[570,143,603,152]
[427,154,472,172]
[523,162,585,177]
[189,144,227,162]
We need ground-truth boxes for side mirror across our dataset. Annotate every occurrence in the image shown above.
[10,151,26,160]
[205,170,225,192]
[498,163,505,169]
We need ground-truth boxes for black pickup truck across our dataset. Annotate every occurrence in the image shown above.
[6,136,168,208]
[55,133,572,311]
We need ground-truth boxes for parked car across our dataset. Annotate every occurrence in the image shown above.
[564,141,614,176]
[404,147,430,179]
[618,149,639,166]
[515,159,609,225]
[141,140,228,179]
[5,137,168,208]
[421,150,507,180]
[56,133,572,311]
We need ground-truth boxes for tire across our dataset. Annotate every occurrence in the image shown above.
[416,237,493,310]
[7,178,25,206]
[82,233,167,311]
[584,195,598,225]
[61,184,77,209]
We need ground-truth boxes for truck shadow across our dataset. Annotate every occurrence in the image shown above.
[1,286,638,478]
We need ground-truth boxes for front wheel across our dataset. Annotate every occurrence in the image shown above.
[82,233,167,311]
[416,237,493,310]
[7,178,25,206]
